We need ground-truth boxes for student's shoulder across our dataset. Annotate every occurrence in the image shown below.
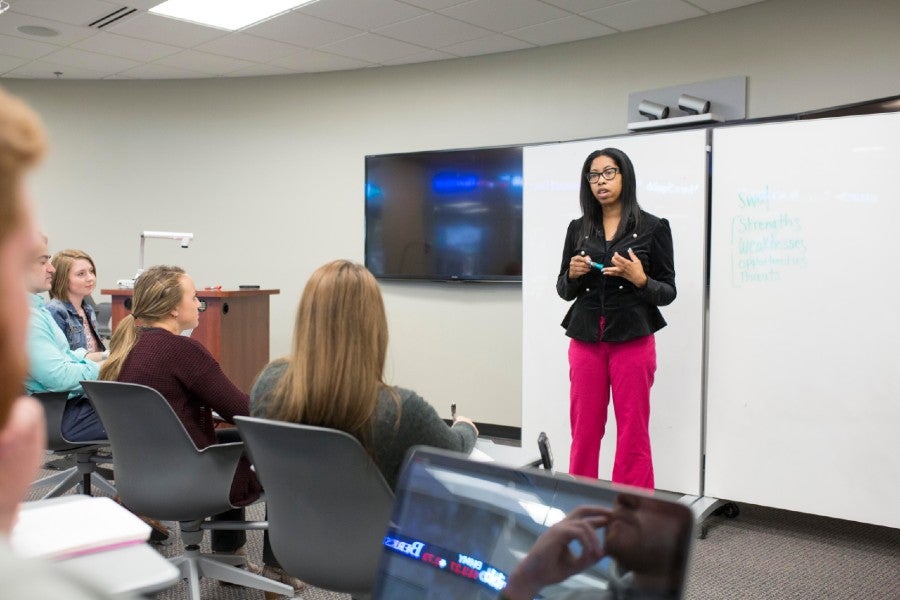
[261,357,289,376]
[251,359,288,394]
[44,299,68,316]
[146,328,210,356]
[391,387,447,423]
[391,386,424,405]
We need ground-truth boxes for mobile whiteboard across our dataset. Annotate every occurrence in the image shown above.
[706,113,900,528]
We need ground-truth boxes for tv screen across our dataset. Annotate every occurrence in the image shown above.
[365,146,523,282]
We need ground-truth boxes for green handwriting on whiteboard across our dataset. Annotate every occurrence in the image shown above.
[730,212,807,286]
[737,186,800,211]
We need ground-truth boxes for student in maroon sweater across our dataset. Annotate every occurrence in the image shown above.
[100,266,301,591]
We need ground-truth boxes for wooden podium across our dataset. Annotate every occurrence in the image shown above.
[101,288,279,393]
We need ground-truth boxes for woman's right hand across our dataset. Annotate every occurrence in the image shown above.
[86,351,105,363]
[568,254,592,280]
[453,415,479,436]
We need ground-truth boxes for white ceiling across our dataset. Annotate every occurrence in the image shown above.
[0,0,765,80]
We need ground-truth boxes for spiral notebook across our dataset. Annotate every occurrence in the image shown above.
[11,496,151,560]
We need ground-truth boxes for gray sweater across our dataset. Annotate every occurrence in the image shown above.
[250,360,477,489]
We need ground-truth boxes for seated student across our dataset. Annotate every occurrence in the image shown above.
[24,235,106,442]
[47,249,107,355]
[250,259,479,490]
[502,494,691,600]
[99,265,301,592]
[0,83,133,599]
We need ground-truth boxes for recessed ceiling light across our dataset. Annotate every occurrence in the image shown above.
[17,25,61,37]
[149,0,318,31]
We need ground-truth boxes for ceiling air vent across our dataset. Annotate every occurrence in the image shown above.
[89,7,138,29]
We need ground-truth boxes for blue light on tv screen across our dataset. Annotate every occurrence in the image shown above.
[432,172,479,194]
[366,182,384,207]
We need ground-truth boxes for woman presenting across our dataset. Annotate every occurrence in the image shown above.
[557,148,675,489]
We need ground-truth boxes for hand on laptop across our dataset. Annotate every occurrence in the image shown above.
[503,505,610,600]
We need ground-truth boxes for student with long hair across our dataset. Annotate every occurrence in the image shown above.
[100,266,259,523]
[251,259,478,489]
[100,265,304,591]
[557,148,676,489]
[101,266,302,590]
[47,249,106,356]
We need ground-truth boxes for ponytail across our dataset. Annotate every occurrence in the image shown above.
[99,265,185,382]
[99,314,140,381]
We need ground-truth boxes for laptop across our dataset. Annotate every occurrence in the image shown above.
[373,447,694,599]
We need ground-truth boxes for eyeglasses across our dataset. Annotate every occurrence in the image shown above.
[585,168,620,184]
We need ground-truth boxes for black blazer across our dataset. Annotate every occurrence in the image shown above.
[556,211,676,343]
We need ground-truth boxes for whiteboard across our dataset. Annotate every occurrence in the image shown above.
[706,113,900,528]
[522,130,708,495]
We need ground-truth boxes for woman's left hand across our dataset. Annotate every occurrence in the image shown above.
[604,249,648,288]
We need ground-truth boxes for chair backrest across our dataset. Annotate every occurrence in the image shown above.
[81,381,244,521]
[32,392,82,451]
[93,301,113,339]
[235,416,395,596]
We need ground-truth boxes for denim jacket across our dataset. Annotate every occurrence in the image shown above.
[45,299,106,353]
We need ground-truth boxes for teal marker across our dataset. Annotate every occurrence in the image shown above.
[591,261,604,270]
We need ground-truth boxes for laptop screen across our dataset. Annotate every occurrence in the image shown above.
[373,447,694,600]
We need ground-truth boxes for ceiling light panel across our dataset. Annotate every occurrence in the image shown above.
[149,0,318,31]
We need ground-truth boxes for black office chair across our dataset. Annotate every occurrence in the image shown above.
[81,381,292,600]
[236,416,395,599]
[28,392,115,499]
[94,301,113,340]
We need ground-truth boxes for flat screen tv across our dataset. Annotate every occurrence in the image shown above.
[365,146,523,282]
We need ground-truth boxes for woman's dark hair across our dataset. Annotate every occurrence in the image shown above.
[578,147,642,240]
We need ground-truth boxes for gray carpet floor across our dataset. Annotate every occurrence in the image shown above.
[25,460,900,599]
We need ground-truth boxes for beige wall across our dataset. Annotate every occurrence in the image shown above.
[6,0,899,429]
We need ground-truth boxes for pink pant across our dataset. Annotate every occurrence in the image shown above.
[568,326,656,489]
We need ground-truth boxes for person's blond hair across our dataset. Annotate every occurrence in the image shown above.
[100,265,185,382]
[0,86,46,427]
[50,249,98,302]
[265,260,393,448]
[0,87,45,244]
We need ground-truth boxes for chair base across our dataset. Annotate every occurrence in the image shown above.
[30,446,115,499]
[170,548,294,599]
[43,455,76,470]
[30,467,116,499]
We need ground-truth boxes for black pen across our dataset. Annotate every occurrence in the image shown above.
[451,403,457,420]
